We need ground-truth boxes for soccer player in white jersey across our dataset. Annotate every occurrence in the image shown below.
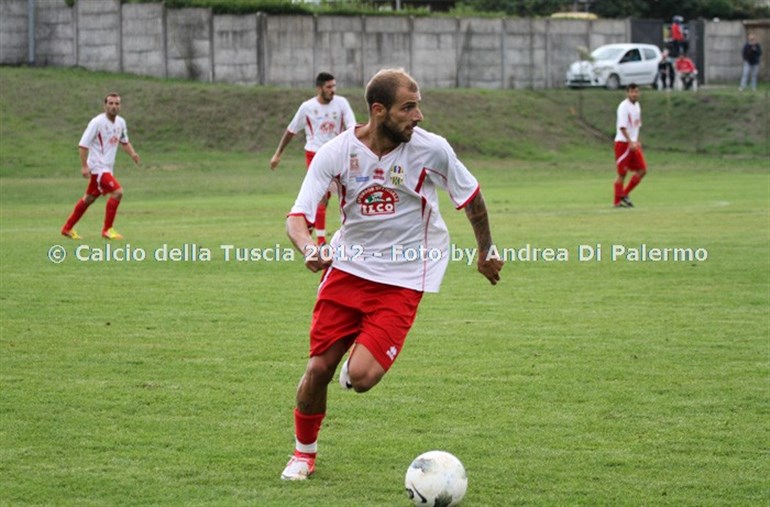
[270,72,356,245]
[280,68,504,481]
[613,83,647,208]
[61,93,140,240]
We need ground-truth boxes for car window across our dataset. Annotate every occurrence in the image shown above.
[592,47,625,61]
[620,49,641,63]
[642,48,658,60]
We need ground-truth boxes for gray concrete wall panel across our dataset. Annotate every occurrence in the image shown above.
[76,0,120,72]
[703,21,745,84]
[0,0,28,64]
[2,2,750,88]
[214,14,259,85]
[411,18,459,88]
[166,8,213,81]
[315,16,364,88]
[264,16,315,87]
[362,17,411,81]
[503,19,536,89]
[35,0,76,66]
[122,3,165,78]
[458,18,503,89]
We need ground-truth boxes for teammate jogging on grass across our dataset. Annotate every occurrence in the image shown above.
[61,93,140,240]
[280,68,504,481]
[613,83,646,208]
[270,72,356,245]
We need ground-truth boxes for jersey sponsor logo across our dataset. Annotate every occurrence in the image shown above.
[356,185,399,215]
[389,165,404,186]
[319,120,336,135]
[102,126,121,146]
[373,168,385,181]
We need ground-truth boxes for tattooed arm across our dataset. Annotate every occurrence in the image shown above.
[464,192,504,285]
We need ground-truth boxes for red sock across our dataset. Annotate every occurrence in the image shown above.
[294,408,324,455]
[103,197,121,231]
[613,182,624,205]
[315,203,326,242]
[623,174,643,196]
[63,198,90,231]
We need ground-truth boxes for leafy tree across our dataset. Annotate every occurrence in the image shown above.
[457,0,768,19]
[455,0,571,16]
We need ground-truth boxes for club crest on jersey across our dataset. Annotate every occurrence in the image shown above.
[356,185,399,215]
[349,153,360,175]
[389,165,404,185]
[373,168,385,181]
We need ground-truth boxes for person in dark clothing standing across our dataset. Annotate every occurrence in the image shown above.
[740,33,762,92]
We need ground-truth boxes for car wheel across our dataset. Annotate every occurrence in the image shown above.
[606,74,620,90]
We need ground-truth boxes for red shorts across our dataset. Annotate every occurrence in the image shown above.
[86,173,121,196]
[309,268,423,370]
[305,150,316,169]
[614,142,647,175]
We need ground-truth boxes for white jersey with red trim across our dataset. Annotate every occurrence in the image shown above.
[286,96,356,153]
[615,98,642,142]
[78,113,129,175]
[289,126,480,293]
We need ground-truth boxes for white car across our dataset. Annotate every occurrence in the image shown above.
[565,43,662,90]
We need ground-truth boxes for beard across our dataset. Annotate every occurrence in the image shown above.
[381,114,414,144]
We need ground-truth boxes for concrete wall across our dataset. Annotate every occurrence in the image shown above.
[704,21,746,83]
[34,0,75,67]
[411,17,458,88]
[264,15,314,87]
[214,14,259,85]
[166,8,213,81]
[0,0,28,64]
[76,0,121,73]
[362,16,412,86]
[123,2,166,78]
[0,0,755,88]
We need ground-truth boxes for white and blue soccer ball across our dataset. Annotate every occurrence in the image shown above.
[405,450,467,507]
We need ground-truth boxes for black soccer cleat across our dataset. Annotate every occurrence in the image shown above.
[620,196,634,208]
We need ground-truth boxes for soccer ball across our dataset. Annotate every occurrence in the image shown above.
[404,450,467,507]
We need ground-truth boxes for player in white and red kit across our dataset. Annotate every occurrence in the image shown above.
[280,69,504,481]
[61,93,140,240]
[613,83,647,208]
[270,72,356,244]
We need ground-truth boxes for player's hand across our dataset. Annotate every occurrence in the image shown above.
[305,257,332,273]
[477,253,504,285]
[131,153,141,165]
[81,166,90,178]
[303,244,332,273]
[270,154,281,171]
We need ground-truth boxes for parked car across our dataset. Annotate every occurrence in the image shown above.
[565,43,662,90]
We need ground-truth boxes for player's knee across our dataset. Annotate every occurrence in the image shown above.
[305,358,337,386]
[348,365,384,393]
[111,189,123,200]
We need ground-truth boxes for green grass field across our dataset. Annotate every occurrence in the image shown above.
[1,67,768,506]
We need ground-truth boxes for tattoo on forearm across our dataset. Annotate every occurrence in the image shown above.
[465,193,493,252]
